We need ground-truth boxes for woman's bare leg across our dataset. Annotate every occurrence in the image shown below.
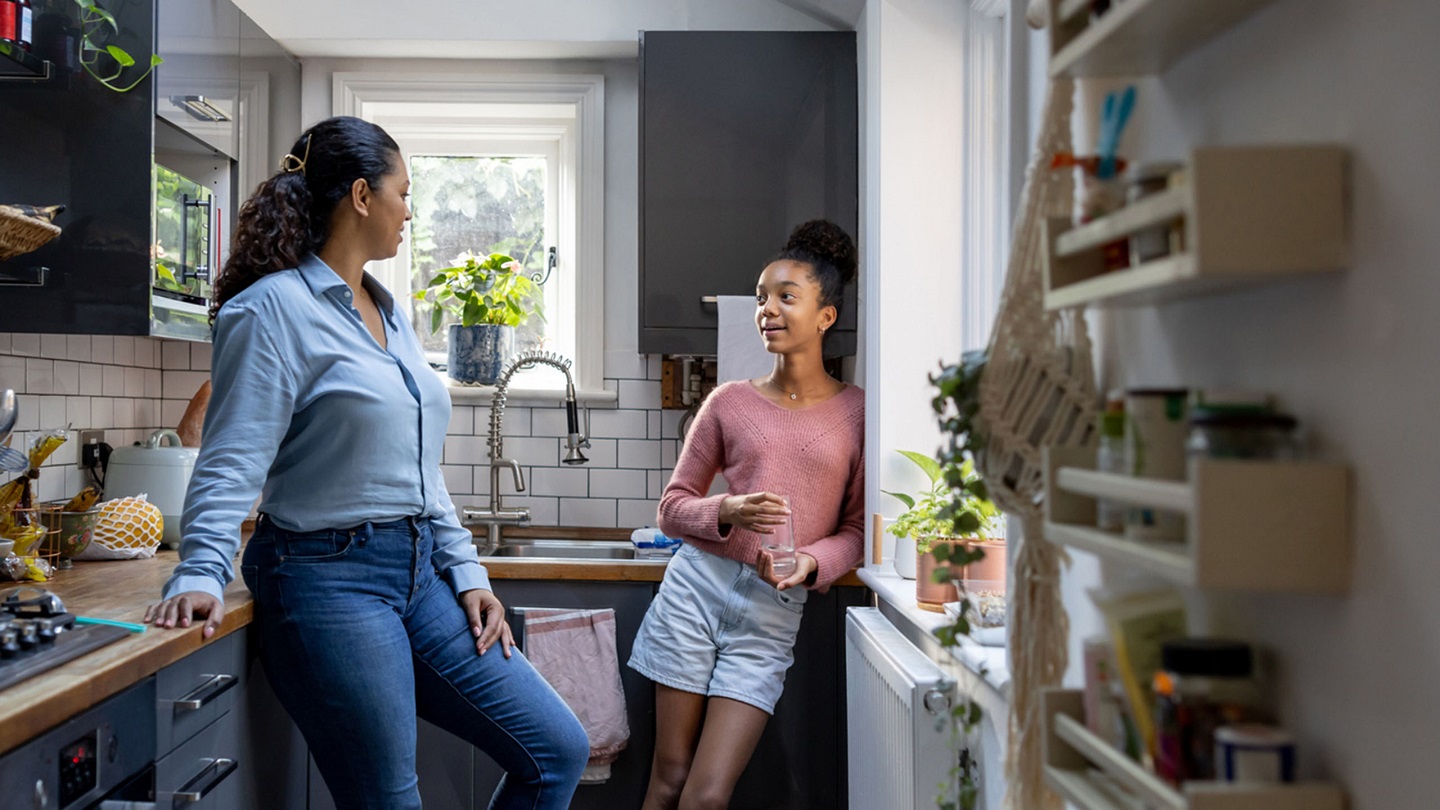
[678,696,771,810]
[642,684,710,810]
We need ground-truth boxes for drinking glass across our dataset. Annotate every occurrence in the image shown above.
[763,496,796,577]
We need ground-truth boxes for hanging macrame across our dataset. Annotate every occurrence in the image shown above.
[977,74,1096,810]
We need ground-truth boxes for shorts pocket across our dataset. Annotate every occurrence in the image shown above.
[277,529,355,563]
[771,587,806,614]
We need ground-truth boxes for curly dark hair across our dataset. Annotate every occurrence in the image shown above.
[210,116,401,322]
[770,219,858,314]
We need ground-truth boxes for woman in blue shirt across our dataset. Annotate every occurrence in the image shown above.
[144,116,588,810]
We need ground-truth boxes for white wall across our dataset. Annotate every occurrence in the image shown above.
[1049,0,1440,805]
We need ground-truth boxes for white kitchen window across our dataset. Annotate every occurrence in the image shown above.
[335,73,605,394]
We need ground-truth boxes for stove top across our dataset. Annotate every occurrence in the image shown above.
[0,610,130,693]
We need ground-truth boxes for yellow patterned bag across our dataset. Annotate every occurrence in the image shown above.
[74,496,165,560]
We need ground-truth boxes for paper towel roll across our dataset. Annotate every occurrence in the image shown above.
[716,295,775,384]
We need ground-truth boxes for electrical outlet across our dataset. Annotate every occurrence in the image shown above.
[77,429,106,467]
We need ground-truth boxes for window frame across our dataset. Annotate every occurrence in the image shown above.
[334,72,605,395]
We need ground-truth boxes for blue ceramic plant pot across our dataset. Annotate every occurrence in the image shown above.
[448,324,515,385]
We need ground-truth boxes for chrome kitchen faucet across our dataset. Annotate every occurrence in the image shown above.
[462,350,590,554]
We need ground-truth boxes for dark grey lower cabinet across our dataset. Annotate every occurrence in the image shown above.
[279,581,866,809]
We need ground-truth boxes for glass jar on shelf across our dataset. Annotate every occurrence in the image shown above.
[1125,160,1186,267]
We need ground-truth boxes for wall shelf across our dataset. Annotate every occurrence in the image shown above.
[1043,445,1352,594]
[1043,689,1345,810]
[1044,146,1349,310]
[0,46,50,80]
[1047,0,1277,78]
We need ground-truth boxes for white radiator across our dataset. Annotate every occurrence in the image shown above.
[845,607,956,810]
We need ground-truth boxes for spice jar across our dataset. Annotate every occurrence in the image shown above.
[1187,409,1300,460]
[1152,639,1265,784]
[1126,160,1184,267]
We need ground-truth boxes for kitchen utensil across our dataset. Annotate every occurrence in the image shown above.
[1,585,66,617]
[75,616,147,633]
[104,429,198,549]
[0,389,16,446]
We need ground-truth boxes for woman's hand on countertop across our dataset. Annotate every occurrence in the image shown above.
[756,550,817,591]
[143,591,226,639]
[460,588,513,658]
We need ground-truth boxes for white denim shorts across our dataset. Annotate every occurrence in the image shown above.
[627,542,808,714]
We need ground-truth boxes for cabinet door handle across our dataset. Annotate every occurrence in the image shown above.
[699,296,718,305]
[173,757,238,804]
[173,673,237,711]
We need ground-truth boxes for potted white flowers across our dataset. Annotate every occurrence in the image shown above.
[414,252,545,385]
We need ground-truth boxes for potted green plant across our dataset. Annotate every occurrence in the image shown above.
[884,450,1001,611]
[414,252,545,385]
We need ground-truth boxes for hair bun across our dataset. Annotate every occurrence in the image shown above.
[785,220,857,285]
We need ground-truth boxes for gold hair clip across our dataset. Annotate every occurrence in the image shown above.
[279,133,312,175]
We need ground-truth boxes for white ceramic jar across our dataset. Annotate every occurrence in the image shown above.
[104,429,198,549]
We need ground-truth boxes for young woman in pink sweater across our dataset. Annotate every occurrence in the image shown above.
[629,220,865,810]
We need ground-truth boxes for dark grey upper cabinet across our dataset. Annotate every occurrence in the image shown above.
[639,31,859,357]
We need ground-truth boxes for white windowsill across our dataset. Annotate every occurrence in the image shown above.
[858,566,1011,728]
[442,377,619,406]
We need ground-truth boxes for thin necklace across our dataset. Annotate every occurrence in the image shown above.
[767,375,799,401]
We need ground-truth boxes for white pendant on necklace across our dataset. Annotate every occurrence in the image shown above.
[789,393,797,400]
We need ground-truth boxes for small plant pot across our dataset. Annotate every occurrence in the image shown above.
[448,324,515,385]
[893,535,917,579]
[916,537,1005,612]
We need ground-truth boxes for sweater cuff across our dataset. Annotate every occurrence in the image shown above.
[692,494,730,542]
[803,536,862,591]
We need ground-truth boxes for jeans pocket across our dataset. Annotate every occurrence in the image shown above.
[278,529,355,563]
[771,587,807,614]
[240,564,259,593]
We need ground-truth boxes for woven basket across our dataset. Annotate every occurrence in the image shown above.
[0,206,62,263]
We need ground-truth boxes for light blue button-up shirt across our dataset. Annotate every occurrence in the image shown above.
[163,254,489,603]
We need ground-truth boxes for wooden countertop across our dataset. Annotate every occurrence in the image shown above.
[0,531,863,755]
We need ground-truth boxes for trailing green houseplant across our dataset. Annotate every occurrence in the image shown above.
[73,0,162,93]
[927,350,996,810]
[414,252,546,384]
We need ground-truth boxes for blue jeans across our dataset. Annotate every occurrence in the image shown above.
[241,515,588,810]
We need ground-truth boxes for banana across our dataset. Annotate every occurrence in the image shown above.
[62,485,101,513]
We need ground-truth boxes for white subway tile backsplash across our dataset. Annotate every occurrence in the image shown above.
[161,341,190,370]
[66,396,90,428]
[102,366,124,397]
[590,468,647,499]
[79,365,102,396]
[10,334,39,356]
[134,338,156,368]
[163,370,209,400]
[617,439,662,469]
[560,498,616,528]
[0,356,24,392]
[90,337,113,364]
[662,440,679,468]
[590,409,648,439]
[53,361,79,395]
[530,467,590,498]
[25,359,54,394]
[617,499,659,529]
[41,334,67,359]
[448,405,474,436]
[581,438,617,468]
[441,464,472,496]
[444,435,488,465]
[530,408,567,437]
[618,379,661,410]
[113,337,135,366]
[4,334,686,531]
[504,437,560,468]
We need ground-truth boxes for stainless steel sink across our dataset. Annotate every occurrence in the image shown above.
[488,540,637,560]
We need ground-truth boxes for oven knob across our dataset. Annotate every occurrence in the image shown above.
[35,618,57,644]
[0,628,18,658]
[32,778,48,808]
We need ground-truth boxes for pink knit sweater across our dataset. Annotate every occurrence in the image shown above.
[658,381,865,590]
